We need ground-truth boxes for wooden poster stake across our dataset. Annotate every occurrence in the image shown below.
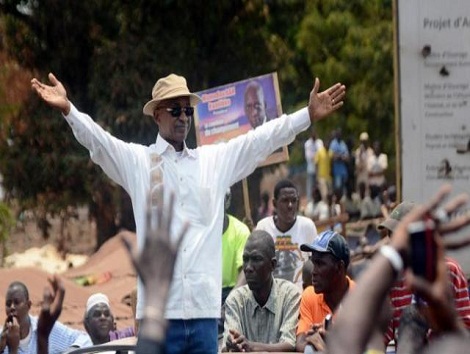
[242,178,253,229]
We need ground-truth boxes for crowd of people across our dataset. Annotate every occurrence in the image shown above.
[0,70,467,354]
[302,127,393,224]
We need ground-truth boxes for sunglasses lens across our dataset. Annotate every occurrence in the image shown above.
[170,107,182,117]
[184,107,194,117]
[168,106,193,117]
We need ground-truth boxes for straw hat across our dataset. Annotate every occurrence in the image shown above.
[143,74,202,116]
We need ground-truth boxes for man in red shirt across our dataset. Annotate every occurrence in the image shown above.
[378,202,470,345]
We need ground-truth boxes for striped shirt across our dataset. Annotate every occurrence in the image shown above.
[2,315,92,354]
[109,326,135,341]
[385,257,470,343]
[223,278,301,348]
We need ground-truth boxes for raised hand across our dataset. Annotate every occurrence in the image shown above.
[31,73,71,115]
[396,187,470,335]
[406,234,463,334]
[122,185,189,296]
[37,275,65,354]
[390,184,470,256]
[122,185,189,343]
[37,275,65,337]
[308,78,346,122]
[5,317,20,353]
[387,184,470,335]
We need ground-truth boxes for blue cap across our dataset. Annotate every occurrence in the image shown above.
[300,230,350,268]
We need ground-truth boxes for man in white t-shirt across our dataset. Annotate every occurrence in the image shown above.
[367,140,388,189]
[256,180,318,287]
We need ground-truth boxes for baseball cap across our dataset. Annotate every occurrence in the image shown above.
[377,201,416,231]
[300,230,350,268]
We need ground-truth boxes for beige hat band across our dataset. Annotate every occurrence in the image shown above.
[152,87,191,100]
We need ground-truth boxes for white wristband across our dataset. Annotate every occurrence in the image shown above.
[379,245,404,274]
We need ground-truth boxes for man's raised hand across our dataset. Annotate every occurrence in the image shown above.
[308,78,346,122]
[31,73,71,115]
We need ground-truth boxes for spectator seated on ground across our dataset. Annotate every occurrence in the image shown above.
[83,293,135,345]
[304,188,323,220]
[0,281,92,354]
[295,230,354,352]
[222,230,301,352]
[360,185,383,220]
[380,185,397,218]
[307,189,332,223]
[341,188,360,222]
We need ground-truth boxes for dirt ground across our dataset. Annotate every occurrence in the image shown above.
[4,206,97,262]
[0,207,137,330]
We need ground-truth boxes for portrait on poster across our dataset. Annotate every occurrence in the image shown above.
[194,73,288,167]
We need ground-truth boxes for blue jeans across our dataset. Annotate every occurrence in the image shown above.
[165,318,218,354]
[333,174,347,194]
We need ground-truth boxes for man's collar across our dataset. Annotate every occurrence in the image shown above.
[312,277,355,311]
[154,134,196,158]
[273,215,296,233]
[251,278,276,315]
[28,314,37,332]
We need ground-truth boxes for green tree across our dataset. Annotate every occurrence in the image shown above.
[0,0,118,246]
[295,0,395,158]
[0,201,14,265]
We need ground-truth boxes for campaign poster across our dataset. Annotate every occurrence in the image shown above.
[194,73,288,167]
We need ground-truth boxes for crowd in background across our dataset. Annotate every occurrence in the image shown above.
[300,128,393,225]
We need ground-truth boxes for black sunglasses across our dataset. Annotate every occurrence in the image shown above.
[157,106,194,118]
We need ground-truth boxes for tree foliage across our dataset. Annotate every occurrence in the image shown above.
[296,0,394,154]
[0,0,394,246]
